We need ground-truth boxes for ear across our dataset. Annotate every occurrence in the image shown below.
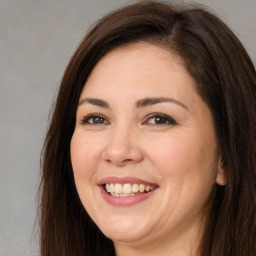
[216,157,227,186]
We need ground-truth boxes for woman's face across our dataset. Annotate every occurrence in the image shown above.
[71,43,226,251]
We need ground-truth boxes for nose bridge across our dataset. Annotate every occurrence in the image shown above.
[102,122,142,165]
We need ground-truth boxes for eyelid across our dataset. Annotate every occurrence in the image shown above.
[143,112,177,125]
[79,113,110,125]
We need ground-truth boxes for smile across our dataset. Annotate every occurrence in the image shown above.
[98,177,158,206]
[105,183,156,197]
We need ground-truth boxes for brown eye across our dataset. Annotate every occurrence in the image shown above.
[154,116,168,124]
[80,114,109,125]
[145,113,177,125]
[91,117,105,124]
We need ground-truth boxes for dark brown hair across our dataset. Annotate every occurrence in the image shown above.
[39,1,256,255]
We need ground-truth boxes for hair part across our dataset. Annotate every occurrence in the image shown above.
[39,1,256,255]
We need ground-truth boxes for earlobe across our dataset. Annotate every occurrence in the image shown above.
[216,158,227,186]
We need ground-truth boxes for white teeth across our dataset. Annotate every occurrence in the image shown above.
[132,184,139,193]
[123,184,132,193]
[115,184,123,193]
[139,184,145,192]
[104,183,155,196]
[105,184,111,192]
[110,183,115,193]
[111,192,136,197]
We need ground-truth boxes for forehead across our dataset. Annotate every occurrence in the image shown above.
[81,42,197,100]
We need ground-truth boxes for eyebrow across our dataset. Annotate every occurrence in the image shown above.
[78,97,187,110]
[136,97,188,110]
[78,98,110,108]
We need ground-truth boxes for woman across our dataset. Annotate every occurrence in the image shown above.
[39,1,256,255]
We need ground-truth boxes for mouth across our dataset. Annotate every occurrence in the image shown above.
[104,183,157,197]
[98,177,158,206]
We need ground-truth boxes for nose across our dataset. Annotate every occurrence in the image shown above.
[102,126,143,166]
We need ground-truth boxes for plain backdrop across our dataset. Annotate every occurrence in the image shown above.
[0,0,255,255]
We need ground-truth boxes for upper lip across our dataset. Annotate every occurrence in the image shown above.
[97,176,158,186]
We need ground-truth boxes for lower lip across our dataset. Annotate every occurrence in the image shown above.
[99,186,157,206]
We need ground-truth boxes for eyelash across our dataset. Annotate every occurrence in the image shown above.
[79,113,177,126]
[144,113,177,125]
[80,113,109,125]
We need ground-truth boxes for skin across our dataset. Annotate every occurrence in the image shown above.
[70,42,226,256]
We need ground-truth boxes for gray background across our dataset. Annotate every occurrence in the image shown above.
[0,0,255,255]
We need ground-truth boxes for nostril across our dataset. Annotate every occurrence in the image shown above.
[122,159,133,163]
[104,158,133,167]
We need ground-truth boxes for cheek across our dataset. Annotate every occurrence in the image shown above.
[148,129,218,186]
[70,132,101,182]
[70,133,101,210]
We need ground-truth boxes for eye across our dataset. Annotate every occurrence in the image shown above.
[144,113,177,125]
[80,114,110,125]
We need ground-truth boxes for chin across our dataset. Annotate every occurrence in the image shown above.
[97,214,153,243]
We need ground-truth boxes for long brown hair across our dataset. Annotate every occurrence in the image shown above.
[39,1,256,255]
